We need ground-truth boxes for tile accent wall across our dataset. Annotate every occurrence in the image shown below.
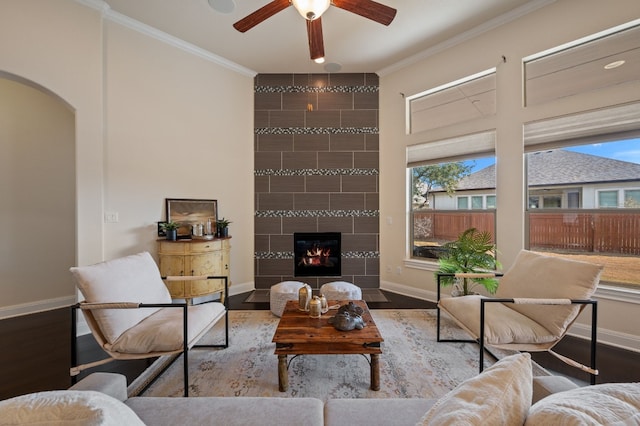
[254,73,380,291]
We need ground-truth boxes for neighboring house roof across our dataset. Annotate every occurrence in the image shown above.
[440,149,640,192]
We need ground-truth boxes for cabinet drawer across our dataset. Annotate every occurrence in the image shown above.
[157,241,189,254]
[189,240,222,253]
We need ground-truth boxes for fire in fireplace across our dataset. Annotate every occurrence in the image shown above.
[294,232,341,277]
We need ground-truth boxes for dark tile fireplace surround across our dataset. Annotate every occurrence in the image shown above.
[254,73,379,291]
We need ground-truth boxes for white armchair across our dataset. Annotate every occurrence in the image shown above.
[437,250,603,384]
[69,252,228,396]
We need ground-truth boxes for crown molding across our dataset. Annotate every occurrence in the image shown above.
[74,0,257,77]
[377,0,557,77]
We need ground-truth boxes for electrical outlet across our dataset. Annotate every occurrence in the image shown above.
[396,266,402,275]
[104,212,119,223]
[386,265,392,273]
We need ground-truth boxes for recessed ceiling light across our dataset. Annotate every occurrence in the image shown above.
[208,0,235,14]
[324,62,342,73]
[314,57,325,64]
[604,60,625,70]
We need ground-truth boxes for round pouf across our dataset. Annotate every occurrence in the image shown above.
[269,281,307,317]
[320,281,362,301]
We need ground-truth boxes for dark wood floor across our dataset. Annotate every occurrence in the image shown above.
[1,290,638,400]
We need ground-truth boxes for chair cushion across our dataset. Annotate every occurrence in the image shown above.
[109,301,225,354]
[495,250,603,337]
[525,382,640,425]
[70,252,172,343]
[0,390,145,426]
[417,353,532,425]
[439,295,558,348]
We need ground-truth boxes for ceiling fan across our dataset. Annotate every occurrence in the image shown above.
[233,0,397,63]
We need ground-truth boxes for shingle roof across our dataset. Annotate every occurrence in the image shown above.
[449,149,640,191]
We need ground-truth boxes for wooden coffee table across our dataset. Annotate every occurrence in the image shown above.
[272,299,383,392]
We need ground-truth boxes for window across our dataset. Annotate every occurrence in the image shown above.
[406,69,496,134]
[486,196,496,209]
[524,23,640,106]
[626,189,640,207]
[471,196,483,209]
[457,197,468,209]
[456,195,496,210]
[524,103,640,289]
[598,190,619,208]
[408,131,496,261]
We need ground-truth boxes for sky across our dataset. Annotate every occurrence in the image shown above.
[465,137,640,172]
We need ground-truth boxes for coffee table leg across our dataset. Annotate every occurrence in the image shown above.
[370,354,380,391]
[278,355,288,392]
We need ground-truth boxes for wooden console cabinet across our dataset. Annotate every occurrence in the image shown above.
[157,237,231,303]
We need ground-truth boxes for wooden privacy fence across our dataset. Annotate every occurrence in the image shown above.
[529,211,640,255]
[413,211,495,242]
[414,210,640,255]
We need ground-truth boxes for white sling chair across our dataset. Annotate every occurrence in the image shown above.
[437,250,603,384]
[69,252,228,397]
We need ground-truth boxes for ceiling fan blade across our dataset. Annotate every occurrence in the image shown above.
[307,18,325,61]
[233,0,291,33]
[332,0,397,26]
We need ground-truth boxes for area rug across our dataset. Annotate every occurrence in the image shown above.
[135,309,548,401]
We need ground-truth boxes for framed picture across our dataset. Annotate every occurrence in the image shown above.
[166,198,217,238]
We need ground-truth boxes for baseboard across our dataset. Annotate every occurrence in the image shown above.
[570,323,640,353]
[380,280,437,302]
[0,295,76,321]
[381,279,640,354]
[229,280,254,296]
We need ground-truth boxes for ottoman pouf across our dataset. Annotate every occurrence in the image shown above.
[320,281,362,301]
[270,281,307,317]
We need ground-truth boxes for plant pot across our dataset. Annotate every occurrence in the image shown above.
[217,227,229,238]
[166,229,178,241]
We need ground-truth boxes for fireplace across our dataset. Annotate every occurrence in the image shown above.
[294,232,341,277]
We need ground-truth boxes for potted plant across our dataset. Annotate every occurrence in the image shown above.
[161,221,180,241]
[216,217,232,238]
[435,228,501,296]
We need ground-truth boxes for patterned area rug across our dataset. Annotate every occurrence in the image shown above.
[136,309,548,400]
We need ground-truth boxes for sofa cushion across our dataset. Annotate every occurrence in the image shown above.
[416,353,533,425]
[0,390,145,426]
[70,252,172,343]
[525,382,640,425]
[495,250,603,337]
[126,396,324,426]
[325,398,436,426]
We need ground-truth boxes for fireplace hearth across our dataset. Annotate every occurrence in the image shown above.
[294,232,341,277]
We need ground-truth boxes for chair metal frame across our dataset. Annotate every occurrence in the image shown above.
[436,272,599,385]
[71,275,229,397]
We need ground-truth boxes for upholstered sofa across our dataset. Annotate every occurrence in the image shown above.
[1,353,639,425]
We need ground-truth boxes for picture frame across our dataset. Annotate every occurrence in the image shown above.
[166,198,218,238]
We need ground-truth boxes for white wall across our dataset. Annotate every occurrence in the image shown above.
[379,0,640,351]
[0,77,75,310]
[0,0,255,317]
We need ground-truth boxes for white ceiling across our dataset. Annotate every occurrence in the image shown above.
[100,0,553,75]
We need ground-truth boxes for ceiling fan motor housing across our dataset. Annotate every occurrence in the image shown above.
[292,0,331,21]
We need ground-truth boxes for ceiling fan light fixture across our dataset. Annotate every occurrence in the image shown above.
[292,0,330,20]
